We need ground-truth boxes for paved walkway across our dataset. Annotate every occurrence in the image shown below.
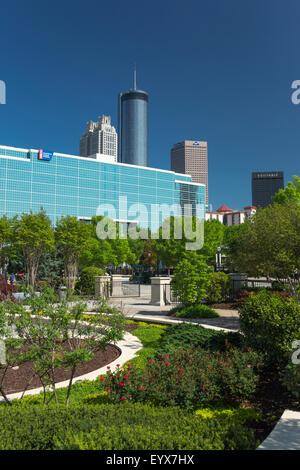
[109,295,240,331]
[258,410,300,450]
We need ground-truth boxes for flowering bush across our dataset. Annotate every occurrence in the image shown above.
[100,347,262,409]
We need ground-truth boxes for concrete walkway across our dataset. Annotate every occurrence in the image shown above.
[258,410,300,450]
[109,295,240,331]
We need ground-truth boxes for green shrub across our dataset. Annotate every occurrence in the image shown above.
[206,272,233,304]
[168,304,219,319]
[195,405,261,424]
[281,362,300,398]
[171,254,212,305]
[0,403,257,450]
[239,290,300,366]
[75,267,104,295]
[100,346,261,409]
[159,322,243,353]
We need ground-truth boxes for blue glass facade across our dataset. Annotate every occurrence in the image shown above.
[118,90,148,167]
[0,145,205,231]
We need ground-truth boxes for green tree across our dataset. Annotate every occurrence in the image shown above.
[79,216,136,270]
[171,253,212,305]
[12,210,54,289]
[223,224,248,272]
[55,216,91,290]
[0,215,12,271]
[200,220,225,264]
[152,216,204,272]
[272,175,300,205]
[226,202,300,292]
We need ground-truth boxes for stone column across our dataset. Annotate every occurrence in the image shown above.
[95,276,111,299]
[111,275,123,297]
[150,277,171,306]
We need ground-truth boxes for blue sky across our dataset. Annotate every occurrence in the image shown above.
[0,0,299,210]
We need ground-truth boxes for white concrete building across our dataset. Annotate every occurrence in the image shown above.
[206,205,256,226]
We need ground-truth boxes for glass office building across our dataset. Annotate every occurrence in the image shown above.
[0,145,205,231]
[118,89,148,167]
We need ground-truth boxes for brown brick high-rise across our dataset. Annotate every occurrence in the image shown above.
[171,140,208,205]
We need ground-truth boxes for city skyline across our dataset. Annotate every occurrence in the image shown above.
[0,1,299,210]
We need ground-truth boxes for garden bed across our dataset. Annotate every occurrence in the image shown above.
[0,340,120,395]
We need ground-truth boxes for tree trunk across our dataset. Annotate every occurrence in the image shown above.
[66,364,76,406]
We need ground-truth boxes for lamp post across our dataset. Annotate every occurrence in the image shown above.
[216,246,222,271]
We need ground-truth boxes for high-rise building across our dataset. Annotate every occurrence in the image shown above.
[252,171,284,208]
[118,70,148,167]
[171,140,208,205]
[79,115,117,161]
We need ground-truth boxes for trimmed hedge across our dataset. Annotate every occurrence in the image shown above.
[168,304,219,319]
[159,322,243,353]
[0,404,258,450]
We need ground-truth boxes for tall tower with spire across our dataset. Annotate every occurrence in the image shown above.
[118,67,148,167]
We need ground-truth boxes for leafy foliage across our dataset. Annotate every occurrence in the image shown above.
[206,272,233,304]
[75,267,104,295]
[272,175,300,205]
[0,404,258,450]
[100,346,261,409]
[171,253,212,305]
[12,210,54,289]
[168,303,219,319]
[239,290,300,366]
[223,203,300,292]
[159,323,244,353]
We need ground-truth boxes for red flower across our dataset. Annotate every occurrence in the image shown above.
[178,370,183,374]
[117,364,120,367]
[106,389,111,393]
[121,397,126,401]
[107,366,110,369]
[119,382,125,386]
[163,355,169,358]
[141,386,147,391]
[148,359,154,363]
[203,386,206,390]
[180,350,184,353]
[165,362,170,365]
[100,377,104,381]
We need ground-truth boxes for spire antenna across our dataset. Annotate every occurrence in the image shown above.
[134,63,136,90]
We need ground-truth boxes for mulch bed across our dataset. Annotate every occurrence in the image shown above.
[0,341,121,395]
[209,302,239,310]
[125,323,139,333]
[0,322,139,396]
[244,367,300,443]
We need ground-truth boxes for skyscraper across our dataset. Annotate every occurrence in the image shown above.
[79,115,117,161]
[171,140,208,205]
[252,171,284,208]
[118,69,148,167]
